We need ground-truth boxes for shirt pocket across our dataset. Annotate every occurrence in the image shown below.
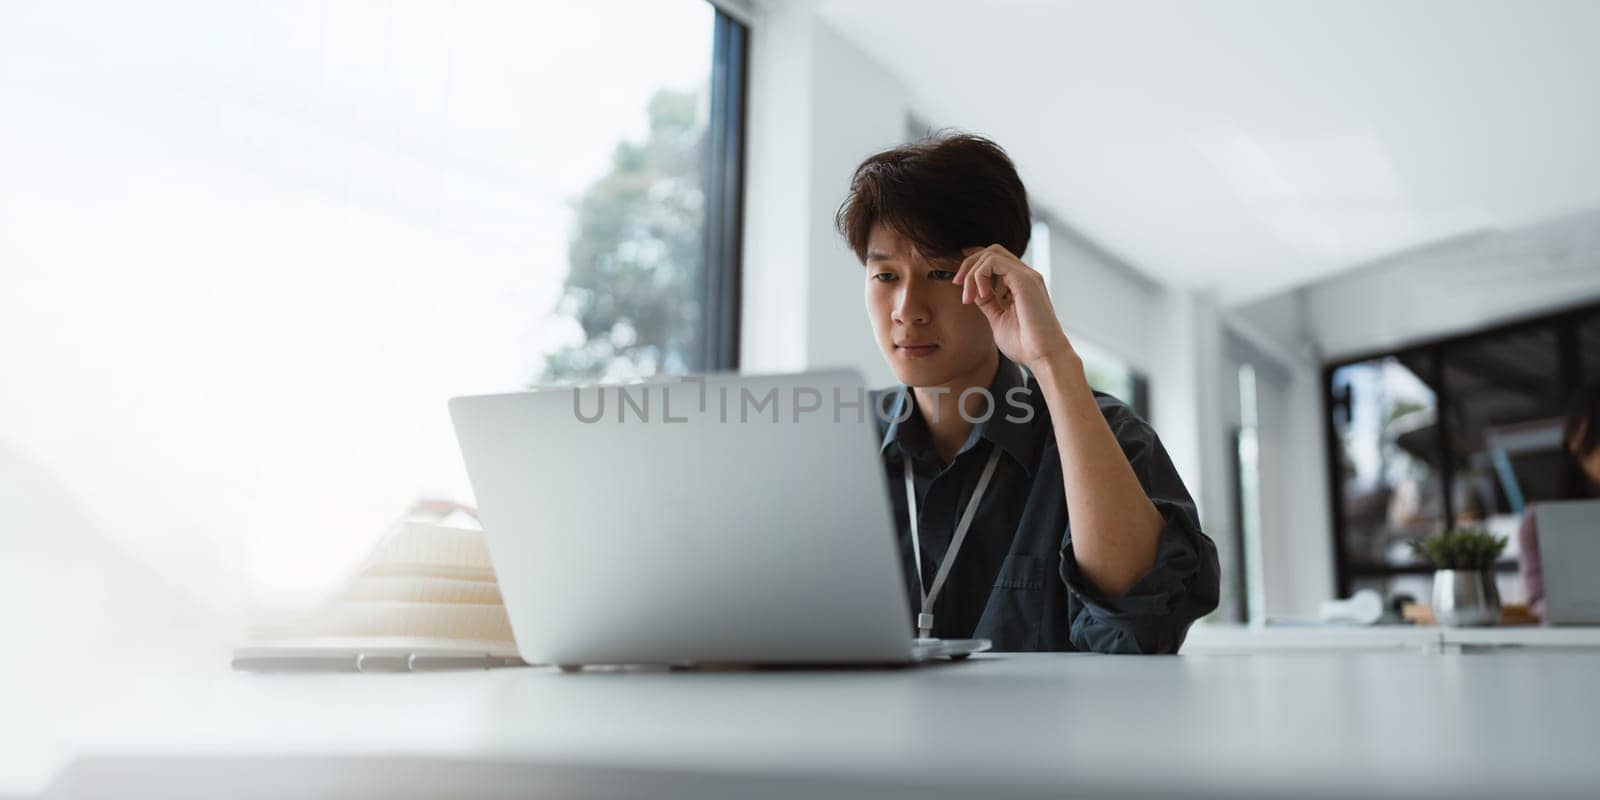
[980,554,1046,650]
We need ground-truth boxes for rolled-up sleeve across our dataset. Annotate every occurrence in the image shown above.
[1056,403,1221,654]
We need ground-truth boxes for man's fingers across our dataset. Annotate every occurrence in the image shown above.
[962,253,988,303]
[980,255,1007,300]
[957,246,1029,305]
[953,249,983,287]
[954,244,1002,285]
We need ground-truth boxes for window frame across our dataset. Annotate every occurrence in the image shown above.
[697,7,750,372]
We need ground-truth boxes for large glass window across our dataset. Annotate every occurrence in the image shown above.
[1441,326,1566,525]
[0,1,745,618]
[1329,354,1445,572]
[1325,302,1600,598]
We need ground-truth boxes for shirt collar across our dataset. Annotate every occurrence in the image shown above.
[879,352,1037,474]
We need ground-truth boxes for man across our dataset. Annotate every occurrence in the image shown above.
[836,133,1220,654]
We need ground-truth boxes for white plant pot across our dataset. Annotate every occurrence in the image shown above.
[1432,569,1501,627]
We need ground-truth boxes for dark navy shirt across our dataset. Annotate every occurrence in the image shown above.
[871,353,1221,654]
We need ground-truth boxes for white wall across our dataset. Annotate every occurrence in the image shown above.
[1044,220,1162,375]
[739,0,816,376]
[1220,315,1337,621]
[803,22,911,385]
[741,3,907,388]
[1149,289,1241,618]
[1295,209,1600,361]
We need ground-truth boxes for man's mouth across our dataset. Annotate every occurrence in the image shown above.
[896,342,940,358]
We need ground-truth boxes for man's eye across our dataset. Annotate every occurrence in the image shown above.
[929,269,956,281]
[872,272,897,282]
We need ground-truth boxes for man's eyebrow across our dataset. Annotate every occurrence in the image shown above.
[865,250,893,262]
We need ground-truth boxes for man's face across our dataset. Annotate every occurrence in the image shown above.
[863,223,995,387]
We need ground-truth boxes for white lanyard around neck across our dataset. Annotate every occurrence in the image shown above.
[903,446,1002,640]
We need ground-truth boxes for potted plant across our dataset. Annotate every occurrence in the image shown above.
[1409,529,1508,627]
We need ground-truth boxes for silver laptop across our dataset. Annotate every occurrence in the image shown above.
[449,369,989,670]
[1536,499,1600,625]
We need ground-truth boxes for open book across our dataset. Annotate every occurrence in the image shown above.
[233,502,524,671]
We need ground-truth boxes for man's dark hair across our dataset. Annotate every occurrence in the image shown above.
[835,132,1031,264]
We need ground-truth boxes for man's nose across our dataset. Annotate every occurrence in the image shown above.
[892,280,931,326]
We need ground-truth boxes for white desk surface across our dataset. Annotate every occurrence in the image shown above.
[13,647,1600,799]
[1184,623,1600,654]
[1439,625,1600,649]
[1182,624,1440,653]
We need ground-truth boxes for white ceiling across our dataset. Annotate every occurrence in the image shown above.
[815,0,1600,303]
